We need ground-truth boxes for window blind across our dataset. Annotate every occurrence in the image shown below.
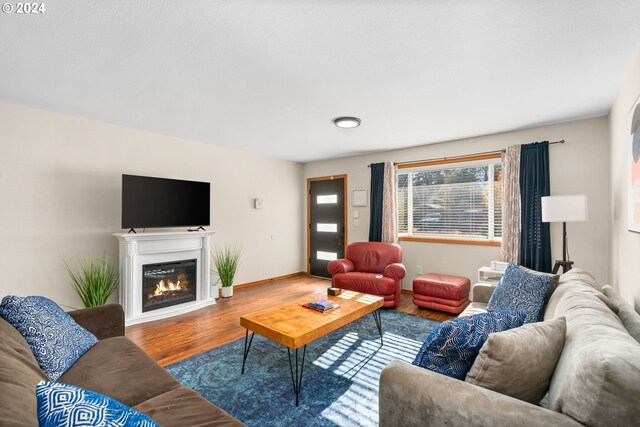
[397,160,502,241]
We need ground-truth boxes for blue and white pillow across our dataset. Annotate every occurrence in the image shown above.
[0,296,98,380]
[36,381,159,427]
[412,310,527,380]
[487,264,552,323]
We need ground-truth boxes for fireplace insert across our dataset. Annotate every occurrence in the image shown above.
[142,259,197,312]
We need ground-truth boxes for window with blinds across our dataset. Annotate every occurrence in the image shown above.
[397,156,502,243]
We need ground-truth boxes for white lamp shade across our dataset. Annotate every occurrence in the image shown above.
[541,195,588,222]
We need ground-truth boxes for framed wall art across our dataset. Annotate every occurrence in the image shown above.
[628,94,640,232]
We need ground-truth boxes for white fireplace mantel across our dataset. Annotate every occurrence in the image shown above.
[114,230,216,325]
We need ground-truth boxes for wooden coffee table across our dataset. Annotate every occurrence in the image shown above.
[239,290,384,406]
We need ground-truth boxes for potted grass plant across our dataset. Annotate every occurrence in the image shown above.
[65,257,119,308]
[211,245,241,298]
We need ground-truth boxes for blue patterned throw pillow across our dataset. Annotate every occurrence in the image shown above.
[36,381,159,427]
[412,310,527,380]
[487,264,552,323]
[0,296,97,380]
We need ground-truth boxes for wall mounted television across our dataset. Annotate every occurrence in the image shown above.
[122,174,210,229]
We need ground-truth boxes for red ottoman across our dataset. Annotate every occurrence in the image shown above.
[413,273,471,314]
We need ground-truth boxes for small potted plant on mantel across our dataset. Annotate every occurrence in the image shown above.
[65,257,119,308]
[211,245,241,298]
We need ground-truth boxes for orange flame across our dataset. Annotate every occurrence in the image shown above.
[153,279,186,296]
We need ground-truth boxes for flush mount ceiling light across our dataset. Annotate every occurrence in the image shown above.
[333,116,361,128]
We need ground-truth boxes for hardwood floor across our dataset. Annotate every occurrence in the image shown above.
[126,275,455,367]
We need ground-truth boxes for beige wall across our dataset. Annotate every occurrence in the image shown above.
[0,98,617,308]
[304,117,610,289]
[609,49,640,311]
[0,102,304,308]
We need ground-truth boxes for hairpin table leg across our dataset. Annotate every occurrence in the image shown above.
[372,309,383,345]
[287,345,307,407]
[241,329,255,375]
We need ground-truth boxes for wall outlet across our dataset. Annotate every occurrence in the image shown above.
[416,265,423,275]
[354,219,359,227]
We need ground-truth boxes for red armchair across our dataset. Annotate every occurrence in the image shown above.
[327,242,406,308]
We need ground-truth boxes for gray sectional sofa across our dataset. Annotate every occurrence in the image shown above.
[379,268,640,427]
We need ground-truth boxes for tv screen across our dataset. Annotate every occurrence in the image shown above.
[122,174,210,229]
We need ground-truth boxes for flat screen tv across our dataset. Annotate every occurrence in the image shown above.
[122,174,210,229]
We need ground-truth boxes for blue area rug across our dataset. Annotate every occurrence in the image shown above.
[166,310,440,427]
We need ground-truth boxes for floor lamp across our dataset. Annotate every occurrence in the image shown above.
[541,195,588,274]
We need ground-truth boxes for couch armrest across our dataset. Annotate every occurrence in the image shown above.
[472,283,497,304]
[384,263,406,280]
[68,304,125,340]
[327,259,354,275]
[379,360,582,427]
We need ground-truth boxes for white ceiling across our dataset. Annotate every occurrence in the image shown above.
[1,1,639,163]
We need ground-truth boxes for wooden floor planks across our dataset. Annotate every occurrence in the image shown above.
[126,275,454,366]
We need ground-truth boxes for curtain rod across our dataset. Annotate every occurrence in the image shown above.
[367,140,565,167]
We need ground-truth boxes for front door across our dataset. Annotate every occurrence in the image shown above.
[308,176,347,278]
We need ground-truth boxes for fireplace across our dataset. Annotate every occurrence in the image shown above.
[142,259,197,313]
[115,231,215,325]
